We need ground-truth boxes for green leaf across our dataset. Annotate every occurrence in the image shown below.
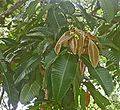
[73,63,80,107]
[112,30,120,48]
[47,7,67,33]
[29,26,54,37]
[99,0,118,22]
[85,82,110,109]
[62,89,75,109]
[69,15,84,30]
[25,0,38,18]
[99,37,119,51]
[0,38,17,46]
[20,81,41,104]
[77,3,96,30]
[60,1,75,14]
[26,32,46,37]
[51,53,78,102]
[103,49,119,64]
[14,55,41,84]
[0,51,18,108]
[50,0,62,3]
[81,55,113,95]
[80,88,86,110]
[44,49,57,69]
[46,66,53,100]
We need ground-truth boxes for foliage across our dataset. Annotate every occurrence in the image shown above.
[0,0,120,110]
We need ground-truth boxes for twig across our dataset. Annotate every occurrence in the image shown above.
[92,15,105,21]
[0,0,28,20]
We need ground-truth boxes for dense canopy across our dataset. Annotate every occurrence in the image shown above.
[0,0,120,110]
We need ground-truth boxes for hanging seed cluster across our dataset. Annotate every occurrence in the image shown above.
[54,28,101,106]
[54,28,100,69]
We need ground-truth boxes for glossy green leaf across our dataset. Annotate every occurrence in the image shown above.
[20,81,41,104]
[85,82,110,109]
[81,55,113,95]
[51,53,78,102]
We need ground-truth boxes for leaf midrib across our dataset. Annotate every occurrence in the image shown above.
[57,54,70,98]
[23,81,37,102]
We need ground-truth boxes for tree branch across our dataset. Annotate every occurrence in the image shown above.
[0,0,27,20]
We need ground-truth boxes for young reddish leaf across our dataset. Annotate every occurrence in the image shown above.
[88,40,99,68]
[85,91,90,106]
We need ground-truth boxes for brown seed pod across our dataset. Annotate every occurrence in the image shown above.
[85,91,90,106]
[88,40,99,68]
[69,37,78,55]
[79,60,86,75]
[74,37,78,54]
[86,32,98,41]
[77,36,85,56]
[54,44,62,55]
[54,31,72,54]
